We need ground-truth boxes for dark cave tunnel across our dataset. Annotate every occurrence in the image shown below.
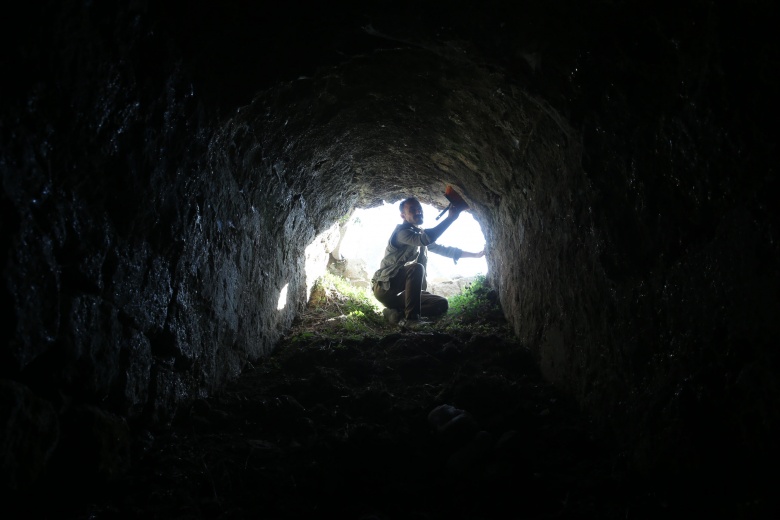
[1,0,779,517]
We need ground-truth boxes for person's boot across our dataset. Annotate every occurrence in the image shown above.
[398,316,432,331]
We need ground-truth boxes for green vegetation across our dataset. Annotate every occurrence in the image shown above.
[446,274,491,317]
[288,272,387,343]
[439,274,507,334]
[319,272,383,317]
[285,272,507,344]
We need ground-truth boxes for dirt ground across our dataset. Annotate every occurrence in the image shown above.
[38,288,742,519]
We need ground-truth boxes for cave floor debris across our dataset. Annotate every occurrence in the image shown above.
[50,320,734,519]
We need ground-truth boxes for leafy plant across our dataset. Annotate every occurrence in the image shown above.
[439,275,506,334]
[447,274,490,315]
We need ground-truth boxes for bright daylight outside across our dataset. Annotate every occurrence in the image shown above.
[337,200,488,288]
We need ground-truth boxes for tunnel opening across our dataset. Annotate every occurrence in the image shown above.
[296,195,494,342]
[336,200,488,284]
[306,199,489,309]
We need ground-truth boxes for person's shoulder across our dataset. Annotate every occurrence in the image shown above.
[391,222,420,247]
[395,222,417,233]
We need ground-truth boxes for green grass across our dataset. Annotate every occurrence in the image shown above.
[286,272,506,344]
[318,272,383,320]
[287,272,387,343]
[440,274,507,334]
[446,274,491,316]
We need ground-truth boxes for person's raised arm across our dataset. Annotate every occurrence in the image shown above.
[424,208,461,243]
[395,207,462,247]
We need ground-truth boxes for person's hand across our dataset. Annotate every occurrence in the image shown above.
[475,249,485,258]
[447,205,462,220]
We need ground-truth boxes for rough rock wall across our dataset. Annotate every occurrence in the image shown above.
[0,2,314,491]
[547,3,780,477]
[0,1,317,431]
[0,2,213,426]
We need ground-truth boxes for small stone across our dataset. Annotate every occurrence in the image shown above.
[428,404,463,432]
[428,404,480,445]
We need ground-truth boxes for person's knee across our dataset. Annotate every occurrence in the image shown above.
[409,263,425,280]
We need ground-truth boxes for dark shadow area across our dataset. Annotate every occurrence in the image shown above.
[30,280,772,519]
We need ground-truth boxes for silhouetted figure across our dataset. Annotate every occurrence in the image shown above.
[371,197,484,329]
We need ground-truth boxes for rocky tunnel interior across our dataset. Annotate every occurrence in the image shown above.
[2,0,778,517]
